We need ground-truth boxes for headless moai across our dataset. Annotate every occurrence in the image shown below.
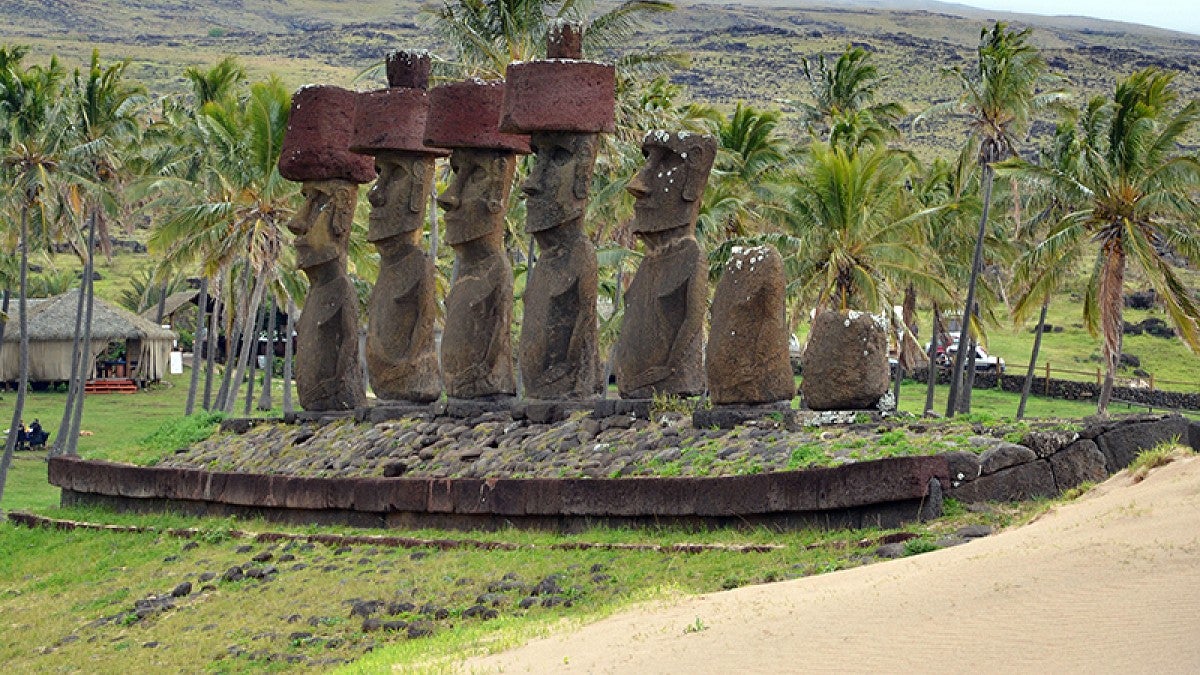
[424,79,531,400]
[614,131,717,399]
[351,51,448,403]
[706,245,795,405]
[502,22,615,400]
[278,85,375,411]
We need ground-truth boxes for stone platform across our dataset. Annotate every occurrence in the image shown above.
[48,455,948,533]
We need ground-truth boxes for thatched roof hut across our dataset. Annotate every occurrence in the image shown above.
[139,290,199,324]
[1,290,177,383]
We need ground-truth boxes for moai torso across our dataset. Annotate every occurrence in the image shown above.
[614,131,717,399]
[517,132,602,399]
[289,179,368,411]
[352,53,448,404]
[706,245,795,405]
[438,149,517,399]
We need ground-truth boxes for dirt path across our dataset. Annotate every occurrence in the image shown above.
[462,456,1200,673]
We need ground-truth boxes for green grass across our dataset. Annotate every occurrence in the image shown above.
[0,494,1046,674]
[1126,440,1196,482]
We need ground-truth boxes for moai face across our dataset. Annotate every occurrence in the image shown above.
[627,131,717,235]
[287,179,357,270]
[367,151,435,242]
[437,148,516,246]
[522,132,600,234]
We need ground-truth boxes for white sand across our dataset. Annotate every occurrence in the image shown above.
[462,456,1200,674]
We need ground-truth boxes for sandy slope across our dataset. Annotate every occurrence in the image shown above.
[462,456,1200,674]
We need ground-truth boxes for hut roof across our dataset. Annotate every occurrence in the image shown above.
[139,290,198,322]
[3,290,177,343]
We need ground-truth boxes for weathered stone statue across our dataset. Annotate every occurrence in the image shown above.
[614,131,717,399]
[279,85,376,411]
[351,51,448,404]
[706,245,795,405]
[801,309,891,410]
[501,22,615,400]
[424,80,531,400]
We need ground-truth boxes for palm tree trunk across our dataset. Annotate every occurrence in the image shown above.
[946,163,994,417]
[1016,295,1049,420]
[202,295,220,410]
[282,298,295,415]
[243,298,266,416]
[224,271,266,415]
[962,330,978,414]
[924,302,941,416]
[215,263,252,410]
[52,214,96,456]
[0,205,32,507]
[185,277,209,415]
[257,293,276,411]
[67,223,99,456]
[0,288,9,349]
[154,282,168,324]
[1096,243,1125,416]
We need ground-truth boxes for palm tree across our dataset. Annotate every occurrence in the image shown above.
[799,44,906,146]
[183,56,246,108]
[424,0,675,79]
[0,85,68,499]
[917,22,1064,416]
[147,77,298,415]
[776,144,948,315]
[996,68,1200,415]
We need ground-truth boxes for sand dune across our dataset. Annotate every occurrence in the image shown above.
[462,456,1200,674]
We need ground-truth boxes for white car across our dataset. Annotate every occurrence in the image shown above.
[940,342,1005,374]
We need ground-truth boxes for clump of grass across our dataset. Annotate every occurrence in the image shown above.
[136,411,225,463]
[1127,439,1195,483]
[902,538,939,556]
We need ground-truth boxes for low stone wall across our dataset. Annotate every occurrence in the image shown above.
[48,455,948,532]
[946,414,1197,503]
[909,368,1200,411]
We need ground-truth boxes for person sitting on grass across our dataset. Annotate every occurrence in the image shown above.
[27,419,48,449]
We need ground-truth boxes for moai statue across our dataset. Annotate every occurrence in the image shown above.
[424,80,531,400]
[614,131,717,399]
[278,85,376,411]
[350,51,449,404]
[706,245,795,405]
[501,22,614,400]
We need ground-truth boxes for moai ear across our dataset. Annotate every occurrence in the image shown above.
[681,141,715,203]
[571,135,597,201]
[486,157,506,214]
[408,161,425,214]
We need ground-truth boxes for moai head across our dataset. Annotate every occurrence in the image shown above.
[424,79,530,246]
[350,50,449,243]
[287,180,358,271]
[501,21,615,235]
[279,85,376,270]
[627,130,718,236]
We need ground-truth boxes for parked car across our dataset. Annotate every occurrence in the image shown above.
[936,342,1005,374]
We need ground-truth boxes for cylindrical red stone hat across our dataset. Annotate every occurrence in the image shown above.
[423,79,531,154]
[279,85,376,184]
[350,50,449,157]
[499,22,616,134]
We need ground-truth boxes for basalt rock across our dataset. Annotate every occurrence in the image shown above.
[800,310,890,411]
[706,245,794,405]
[614,131,718,399]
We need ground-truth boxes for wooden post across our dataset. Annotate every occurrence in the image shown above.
[1149,373,1155,390]
[1096,367,1101,386]
[1044,361,1050,396]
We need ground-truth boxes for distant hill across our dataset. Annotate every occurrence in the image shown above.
[1,0,1198,155]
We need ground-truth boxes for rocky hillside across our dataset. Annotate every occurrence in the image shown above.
[1,0,1197,154]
